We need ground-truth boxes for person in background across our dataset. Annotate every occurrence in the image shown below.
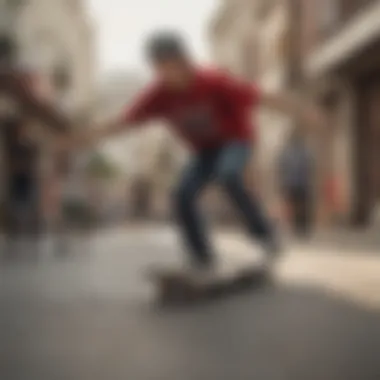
[278,129,315,238]
[3,120,41,254]
[0,35,70,257]
[42,150,72,256]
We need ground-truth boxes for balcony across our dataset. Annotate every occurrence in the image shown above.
[305,0,380,77]
[319,0,379,41]
[339,0,379,25]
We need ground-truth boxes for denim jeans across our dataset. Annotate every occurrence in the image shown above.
[173,142,273,265]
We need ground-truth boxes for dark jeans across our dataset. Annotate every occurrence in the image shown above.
[3,191,41,258]
[286,187,312,237]
[6,194,40,236]
[173,142,273,265]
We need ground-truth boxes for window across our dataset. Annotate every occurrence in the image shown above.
[319,0,340,35]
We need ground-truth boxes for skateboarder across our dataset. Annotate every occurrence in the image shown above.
[64,31,326,271]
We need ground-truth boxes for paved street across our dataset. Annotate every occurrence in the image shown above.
[1,226,380,380]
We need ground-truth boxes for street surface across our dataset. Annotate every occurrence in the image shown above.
[1,225,380,380]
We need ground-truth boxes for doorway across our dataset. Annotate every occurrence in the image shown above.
[354,74,380,225]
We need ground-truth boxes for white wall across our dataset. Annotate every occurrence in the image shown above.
[256,1,293,204]
[14,0,95,114]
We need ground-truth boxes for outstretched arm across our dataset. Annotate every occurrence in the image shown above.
[260,90,328,130]
[72,117,130,149]
[213,71,328,130]
[65,83,163,151]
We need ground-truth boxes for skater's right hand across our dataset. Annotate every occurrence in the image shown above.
[53,133,87,155]
[53,135,73,155]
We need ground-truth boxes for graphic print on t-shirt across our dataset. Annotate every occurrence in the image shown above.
[174,103,217,140]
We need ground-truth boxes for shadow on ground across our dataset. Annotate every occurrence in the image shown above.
[1,283,379,380]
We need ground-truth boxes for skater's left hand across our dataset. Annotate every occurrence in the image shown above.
[53,133,83,155]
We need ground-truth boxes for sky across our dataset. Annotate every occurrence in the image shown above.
[88,0,218,75]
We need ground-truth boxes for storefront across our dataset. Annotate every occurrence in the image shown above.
[304,1,380,226]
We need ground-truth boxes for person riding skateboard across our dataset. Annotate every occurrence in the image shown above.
[63,31,327,271]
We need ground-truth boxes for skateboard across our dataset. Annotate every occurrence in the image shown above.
[147,258,271,305]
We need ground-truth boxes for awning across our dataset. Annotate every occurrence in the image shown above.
[305,1,380,78]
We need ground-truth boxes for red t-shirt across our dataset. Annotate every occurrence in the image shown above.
[121,69,260,151]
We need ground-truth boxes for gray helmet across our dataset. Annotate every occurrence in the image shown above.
[145,31,188,62]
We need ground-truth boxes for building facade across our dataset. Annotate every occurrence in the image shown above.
[254,0,294,214]
[15,0,94,117]
[0,0,95,227]
[299,0,380,225]
[210,0,297,219]
[210,0,380,227]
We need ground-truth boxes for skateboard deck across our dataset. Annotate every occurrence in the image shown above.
[147,257,271,305]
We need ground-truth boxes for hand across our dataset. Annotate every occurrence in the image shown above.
[53,133,83,155]
[53,135,74,155]
[77,128,105,149]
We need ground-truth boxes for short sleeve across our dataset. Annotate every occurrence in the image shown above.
[121,84,163,125]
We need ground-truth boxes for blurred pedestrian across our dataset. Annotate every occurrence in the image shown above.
[279,129,314,238]
[0,34,70,258]
[42,152,72,256]
[3,120,41,255]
